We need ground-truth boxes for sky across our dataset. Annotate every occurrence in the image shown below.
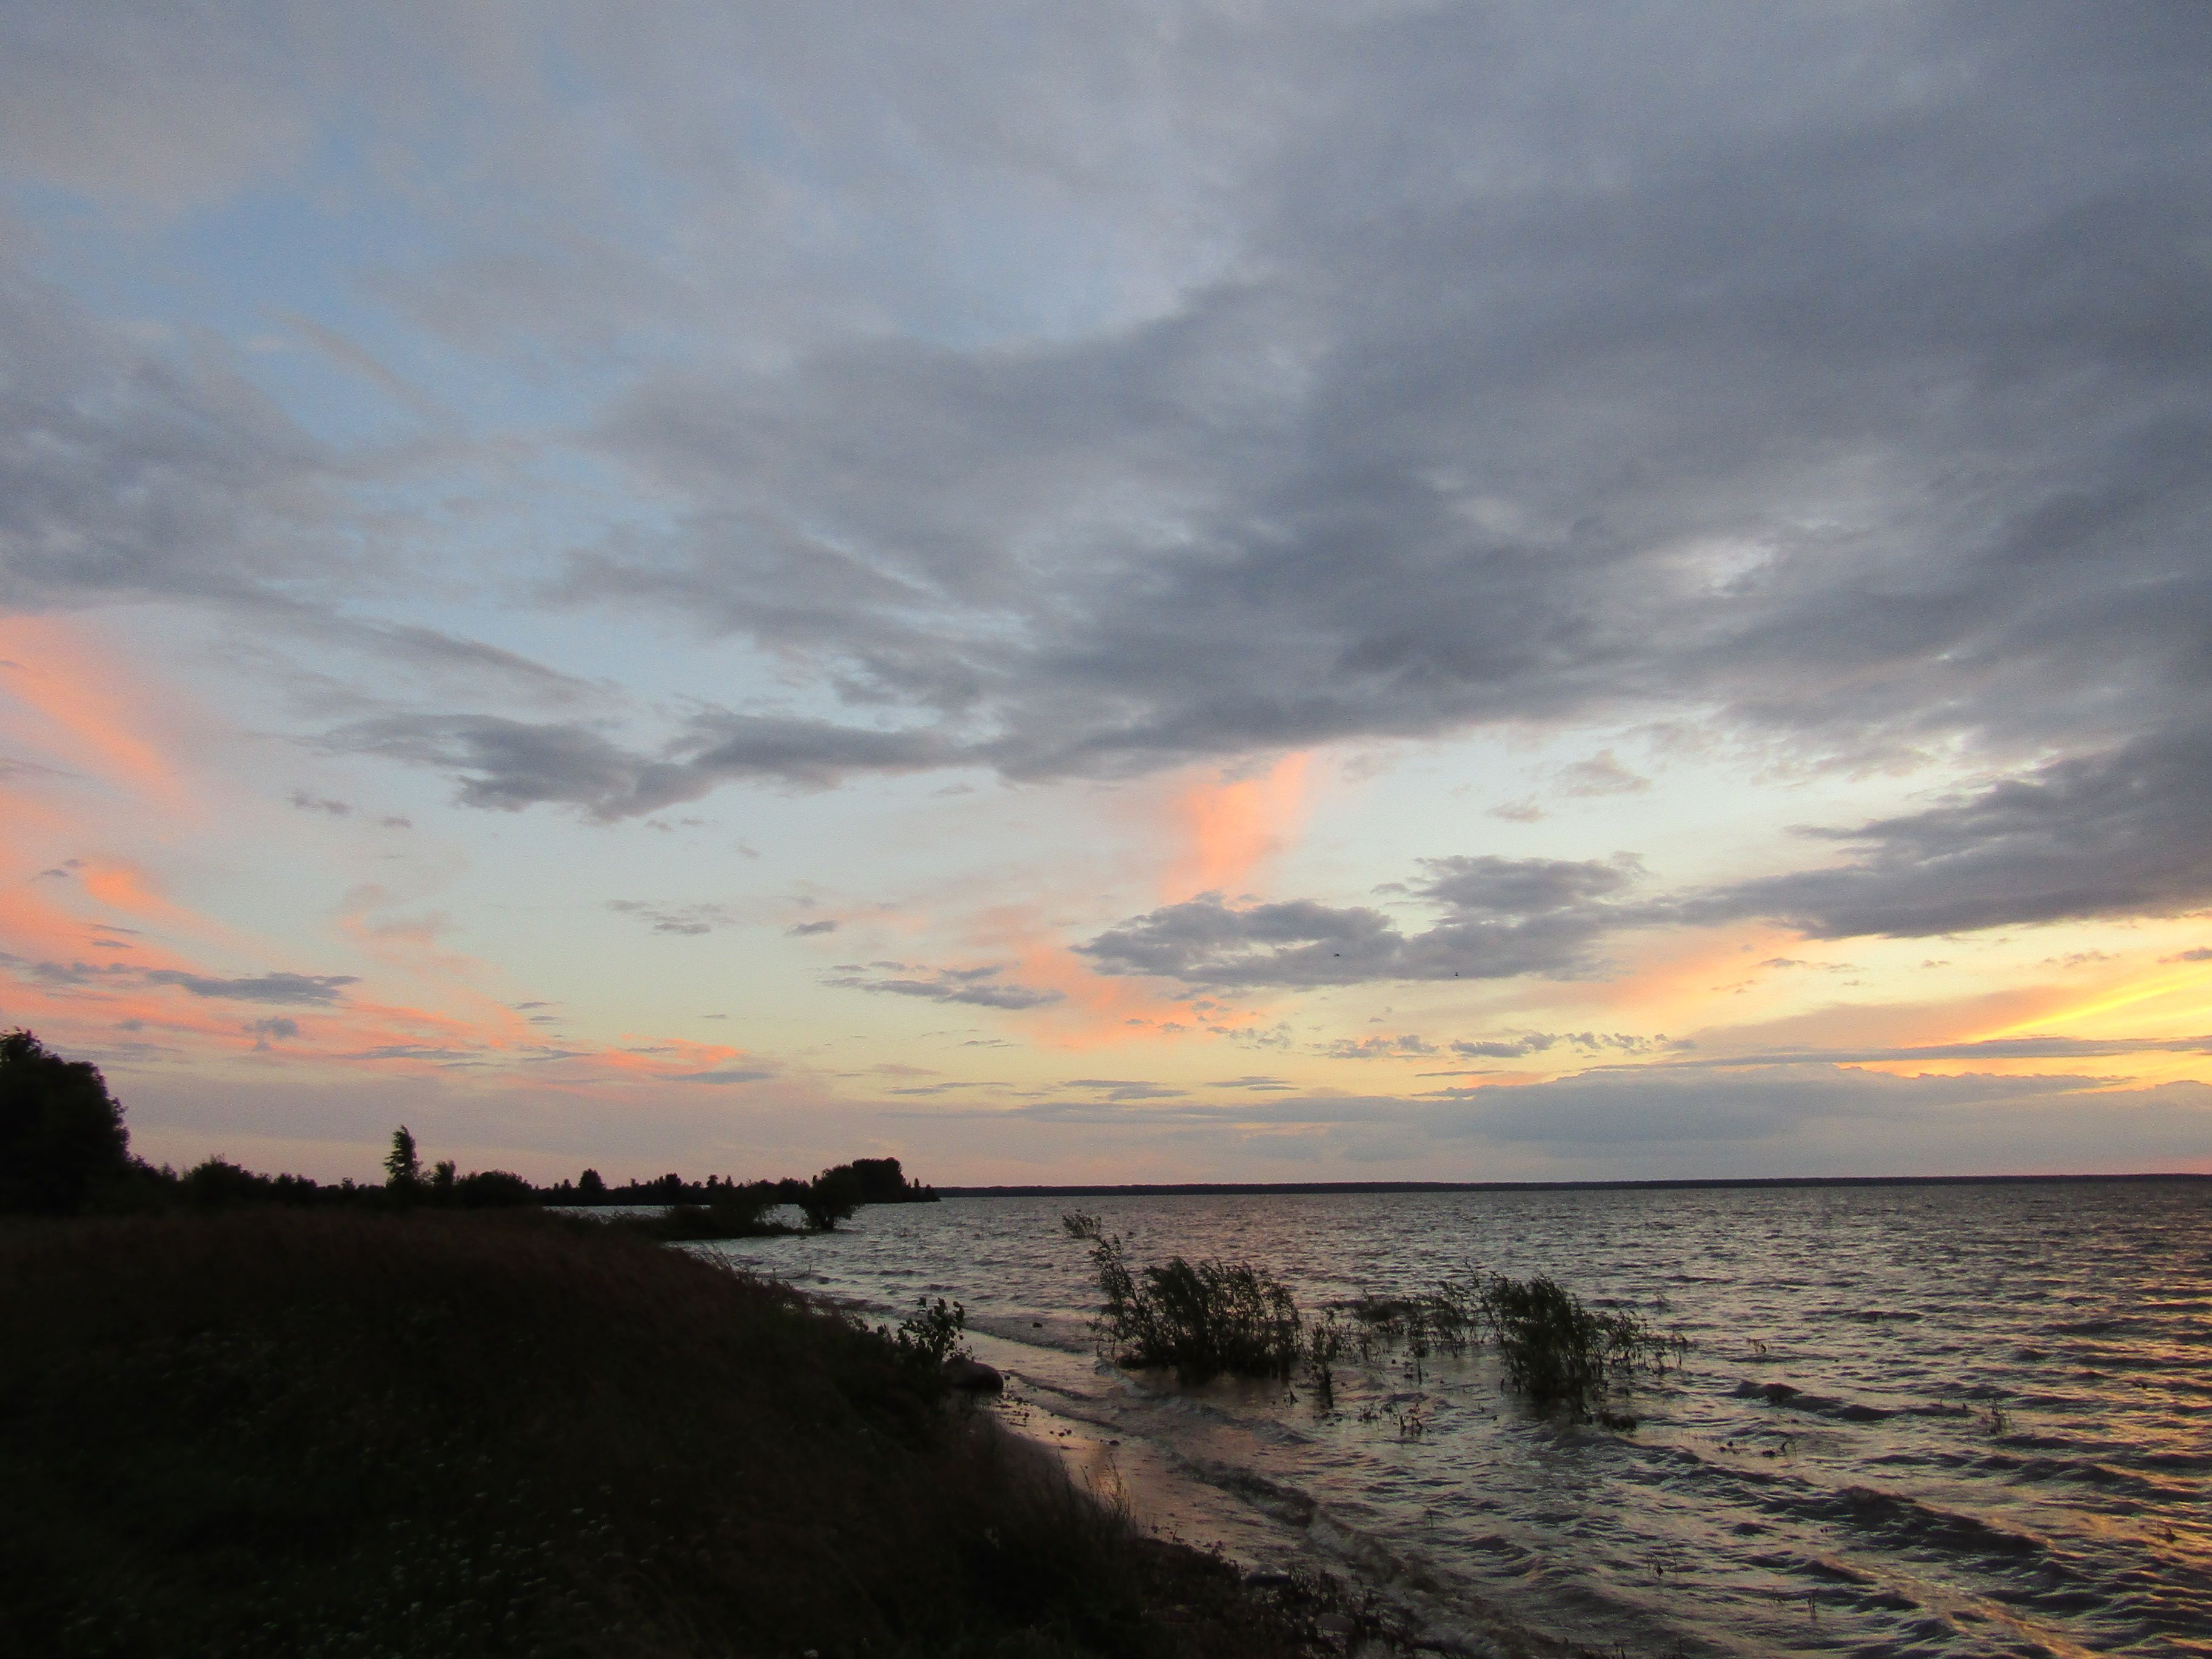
[2,2,2209,1186]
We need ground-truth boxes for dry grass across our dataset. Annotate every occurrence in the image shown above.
[0,1210,1344,1659]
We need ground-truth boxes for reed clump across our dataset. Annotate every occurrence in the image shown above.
[1059,1215,1687,1424]
[1476,1273,1680,1413]
[1062,1212,1301,1382]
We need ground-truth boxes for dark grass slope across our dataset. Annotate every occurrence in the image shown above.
[0,1210,1344,1659]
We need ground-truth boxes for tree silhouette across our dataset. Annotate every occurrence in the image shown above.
[0,1030,132,1214]
[0,1035,130,1212]
[797,1165,864,1231]
[384,1127,421,1189]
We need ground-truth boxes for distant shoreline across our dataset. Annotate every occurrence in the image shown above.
[937,1171,2210,1198]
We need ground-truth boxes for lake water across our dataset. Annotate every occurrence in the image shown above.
[699,1181,2211,1658]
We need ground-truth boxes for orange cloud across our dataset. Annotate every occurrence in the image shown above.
[943,900,1221,1050]
[1972,965,2212,1042]
[337,888,497,984]
[0,614,194,814]
[1161,752,1312,903]
[1010,939,1218,1049]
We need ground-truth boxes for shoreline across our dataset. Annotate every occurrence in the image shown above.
[968,1325,1621,1659]
[937,1170,2208,1198]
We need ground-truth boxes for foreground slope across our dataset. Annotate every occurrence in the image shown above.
[0,1210,1340,1659]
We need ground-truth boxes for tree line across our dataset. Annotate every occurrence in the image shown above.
[0,1028,933,1231]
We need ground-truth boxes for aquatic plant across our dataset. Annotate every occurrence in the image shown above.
[1346,1279,1482,1358]
[1343,1273,1684,1419]
[1063,1212,1302,1382]
[1303,1310,1346,1410]
[1477,1273,1680,1413]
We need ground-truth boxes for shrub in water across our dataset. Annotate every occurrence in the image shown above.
[1063,1212,1301,1382]
[1476,1273,1677,1413]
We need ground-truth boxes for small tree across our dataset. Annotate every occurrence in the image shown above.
[0,1030,132,1214]
[384,1126,421,1190]
[577,1167,607,1201]
[797,1165,864,1232]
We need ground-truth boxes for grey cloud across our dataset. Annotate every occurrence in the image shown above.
[1685,728,2212,938]
[1647,1034,2212,1067]
[339,1044,484,1064]
[144,970,358,1004]
[5,5,2210,950]
[607,899,746,936]
[309,618,600,705]
[246,1016,300,1044]
[326,711,951,819]
[0,751,70,782]
[826,962,1064,1011]
[1094,728,2212,987]
[1081,856,1638,988]
[0,255,611,740]
[290,790,352,816]
[1447,1031,1671,1061]
[1062,1078,1186,1102]
[786,919,839,936]
[567,5,2212,818]
[1328,1034,1436,1059]
[0,269,330,612]
[31,959,130,986]
[2167,948,2212,963]
[1556,751,1648,797]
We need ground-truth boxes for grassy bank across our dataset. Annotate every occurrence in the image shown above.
[0,1210,1351,1659]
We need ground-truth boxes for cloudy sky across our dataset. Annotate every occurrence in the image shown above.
[4,2,2208,1184]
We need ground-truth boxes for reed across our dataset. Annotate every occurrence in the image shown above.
[1476,1274,1681,1414]
[1060,1218,1686,1425]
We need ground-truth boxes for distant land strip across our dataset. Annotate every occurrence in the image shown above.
[936,1173,2210,1198]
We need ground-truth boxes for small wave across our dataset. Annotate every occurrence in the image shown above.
[1812,1486,2048,1564]
[1731,1379,1894,1422]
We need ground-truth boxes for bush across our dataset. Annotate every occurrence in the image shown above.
[625,1182,793,1241]
[0,1030,132,1215]
[451,1168,535,1208]
[890,1296,970,1366]
[1063,1213,1301,1382]
[181,1157,277,1208]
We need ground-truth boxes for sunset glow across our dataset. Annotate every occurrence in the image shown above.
[2,5,2205,1185]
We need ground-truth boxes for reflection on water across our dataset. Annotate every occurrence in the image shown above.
[703,1181,2211,1657]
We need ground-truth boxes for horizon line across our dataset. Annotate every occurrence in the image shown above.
[934,1171,2210,1198]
